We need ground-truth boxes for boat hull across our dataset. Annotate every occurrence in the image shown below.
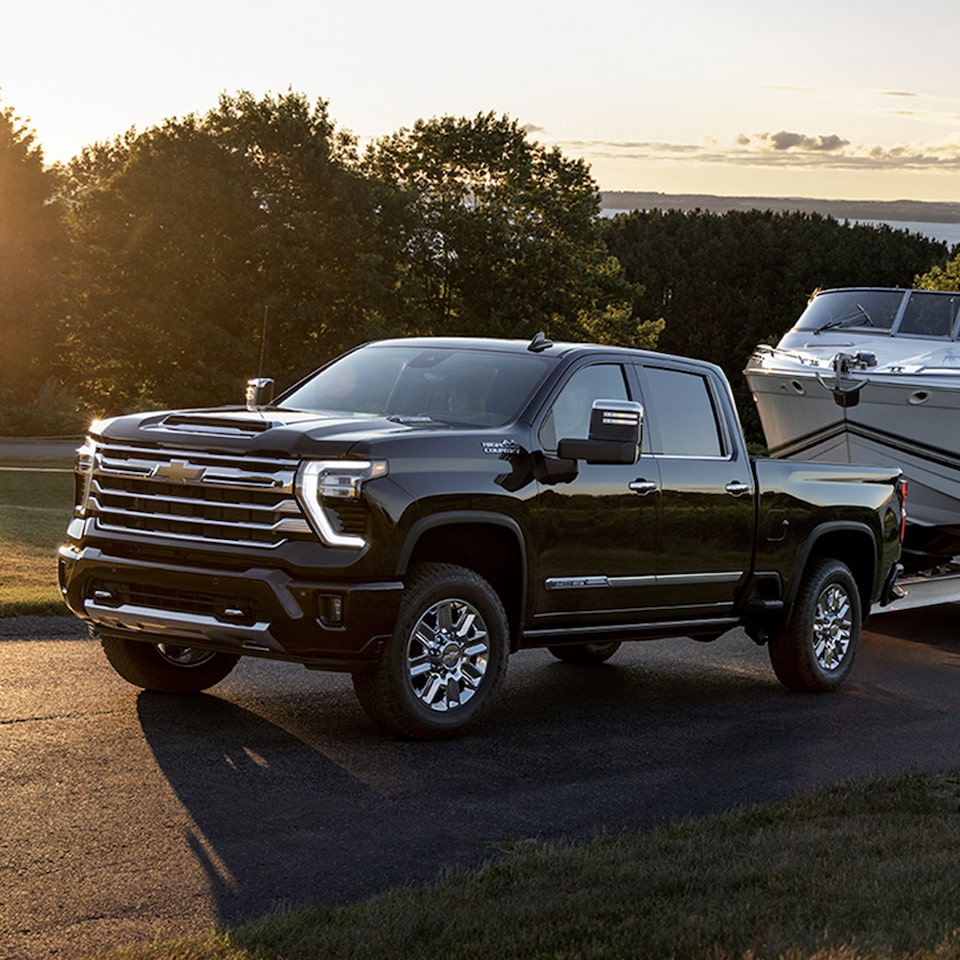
[746,360,960,569]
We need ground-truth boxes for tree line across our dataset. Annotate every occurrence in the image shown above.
[1,90,956,439]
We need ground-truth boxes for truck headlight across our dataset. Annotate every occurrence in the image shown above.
[295,460,388,548]
[73,437,98,518]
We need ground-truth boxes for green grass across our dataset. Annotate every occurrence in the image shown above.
[0,456,74,615]
[83,772,960,960]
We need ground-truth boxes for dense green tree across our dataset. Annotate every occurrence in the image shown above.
[363,113,660,348]
[0,101,72,433]
[916,249,960,290]
[604,208,949,440]
[58,91,394,414]
[56,103,662,418]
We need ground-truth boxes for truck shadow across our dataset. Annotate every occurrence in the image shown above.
[135,691,427,923]
[134,633,959,930]
[866,603,960,651]
[134,661,777,925]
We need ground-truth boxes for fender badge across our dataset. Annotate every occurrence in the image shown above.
[481,440,522,456]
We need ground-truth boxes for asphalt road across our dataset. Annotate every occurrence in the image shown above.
[3,609,960,960]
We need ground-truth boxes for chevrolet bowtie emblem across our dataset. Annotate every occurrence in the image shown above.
[152,460,206,483]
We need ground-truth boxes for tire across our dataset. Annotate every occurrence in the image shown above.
[101,637,240,693]
[547,641,622,665]
[768,558,861,692]
[352,562,509,739]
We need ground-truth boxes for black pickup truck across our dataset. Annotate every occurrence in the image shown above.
[59,335,905,738]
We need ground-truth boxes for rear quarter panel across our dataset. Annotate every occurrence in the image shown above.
[752,458,902,607]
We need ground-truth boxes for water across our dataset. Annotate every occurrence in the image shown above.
[851,220,960,248]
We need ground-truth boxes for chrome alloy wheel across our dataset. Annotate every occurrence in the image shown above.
[812,583,853,671]
[406,598,489,712]
[155,644,220,668]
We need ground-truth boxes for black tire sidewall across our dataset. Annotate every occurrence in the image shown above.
[771,558,861,692]
[101,637,240,693]
[379,563,509,737]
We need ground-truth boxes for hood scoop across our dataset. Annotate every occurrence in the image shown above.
[155,413,275,436]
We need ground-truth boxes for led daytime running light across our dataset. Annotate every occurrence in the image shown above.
[74,438,98,517]
[296,460,387,548]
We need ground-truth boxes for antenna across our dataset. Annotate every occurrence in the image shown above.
[527,331,554,353]
[258,305,269,379]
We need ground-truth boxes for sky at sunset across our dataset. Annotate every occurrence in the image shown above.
[5,0,960,202]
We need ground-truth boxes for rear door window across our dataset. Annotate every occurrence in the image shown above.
[639,366,724,458]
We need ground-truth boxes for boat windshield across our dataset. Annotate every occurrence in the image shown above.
[898,291,960,338]
[796,289,960,339]
[796,289,904,334]
[277,343,551,427]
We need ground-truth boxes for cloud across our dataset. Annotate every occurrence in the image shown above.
[885,107,960,123]
[554,131,960,172]
[879,90,919,98]
[759,131,850,152]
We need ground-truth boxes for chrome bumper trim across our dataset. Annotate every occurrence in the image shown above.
[84,600,278,648]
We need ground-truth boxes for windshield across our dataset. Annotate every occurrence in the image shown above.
[795,289,905,334]
[897,291,960,338]
[277,344,551,427]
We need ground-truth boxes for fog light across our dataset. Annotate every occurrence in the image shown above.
[318,594,344,628]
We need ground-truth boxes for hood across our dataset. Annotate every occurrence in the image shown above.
[92,405,439,457]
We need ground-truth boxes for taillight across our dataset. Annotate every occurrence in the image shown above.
[896,478,908,542]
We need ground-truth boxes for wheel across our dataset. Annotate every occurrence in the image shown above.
[352,562,509,739]
[100,637,240,692]
[768,558,861,692]
[547,641,621,665]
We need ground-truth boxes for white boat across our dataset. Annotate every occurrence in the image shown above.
[745,286,960,569]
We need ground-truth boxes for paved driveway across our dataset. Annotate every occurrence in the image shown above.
[3,608,960,960]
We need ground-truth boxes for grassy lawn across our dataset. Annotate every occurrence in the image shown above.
[0,456,74,616]
[83,771,960,960]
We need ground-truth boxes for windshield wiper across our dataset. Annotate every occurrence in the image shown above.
[813,303,874,334]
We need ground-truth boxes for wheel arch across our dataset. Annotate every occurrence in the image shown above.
[398,512,527,650]
[788,521,878,614]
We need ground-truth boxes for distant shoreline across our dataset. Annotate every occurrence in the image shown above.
[600,191,960,224]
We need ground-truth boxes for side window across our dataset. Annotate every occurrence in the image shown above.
[641,366,724,457]
[539,364,628,449]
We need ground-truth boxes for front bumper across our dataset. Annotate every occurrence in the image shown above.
[58,543,403,670]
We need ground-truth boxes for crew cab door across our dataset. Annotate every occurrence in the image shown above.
[529,361,664,624]
[634,362,755,614]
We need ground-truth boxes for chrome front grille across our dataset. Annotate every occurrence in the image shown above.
[85,443,314,548]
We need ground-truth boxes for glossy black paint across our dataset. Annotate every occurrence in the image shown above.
[59,337,903,669]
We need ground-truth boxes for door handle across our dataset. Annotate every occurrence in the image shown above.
[628,479,658,496]
[725,480,751,497]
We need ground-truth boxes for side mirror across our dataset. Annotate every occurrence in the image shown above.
[245,377,275,410]
[557,399,643,465]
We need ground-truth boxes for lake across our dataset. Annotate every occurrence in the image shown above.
[851,220,960,247]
